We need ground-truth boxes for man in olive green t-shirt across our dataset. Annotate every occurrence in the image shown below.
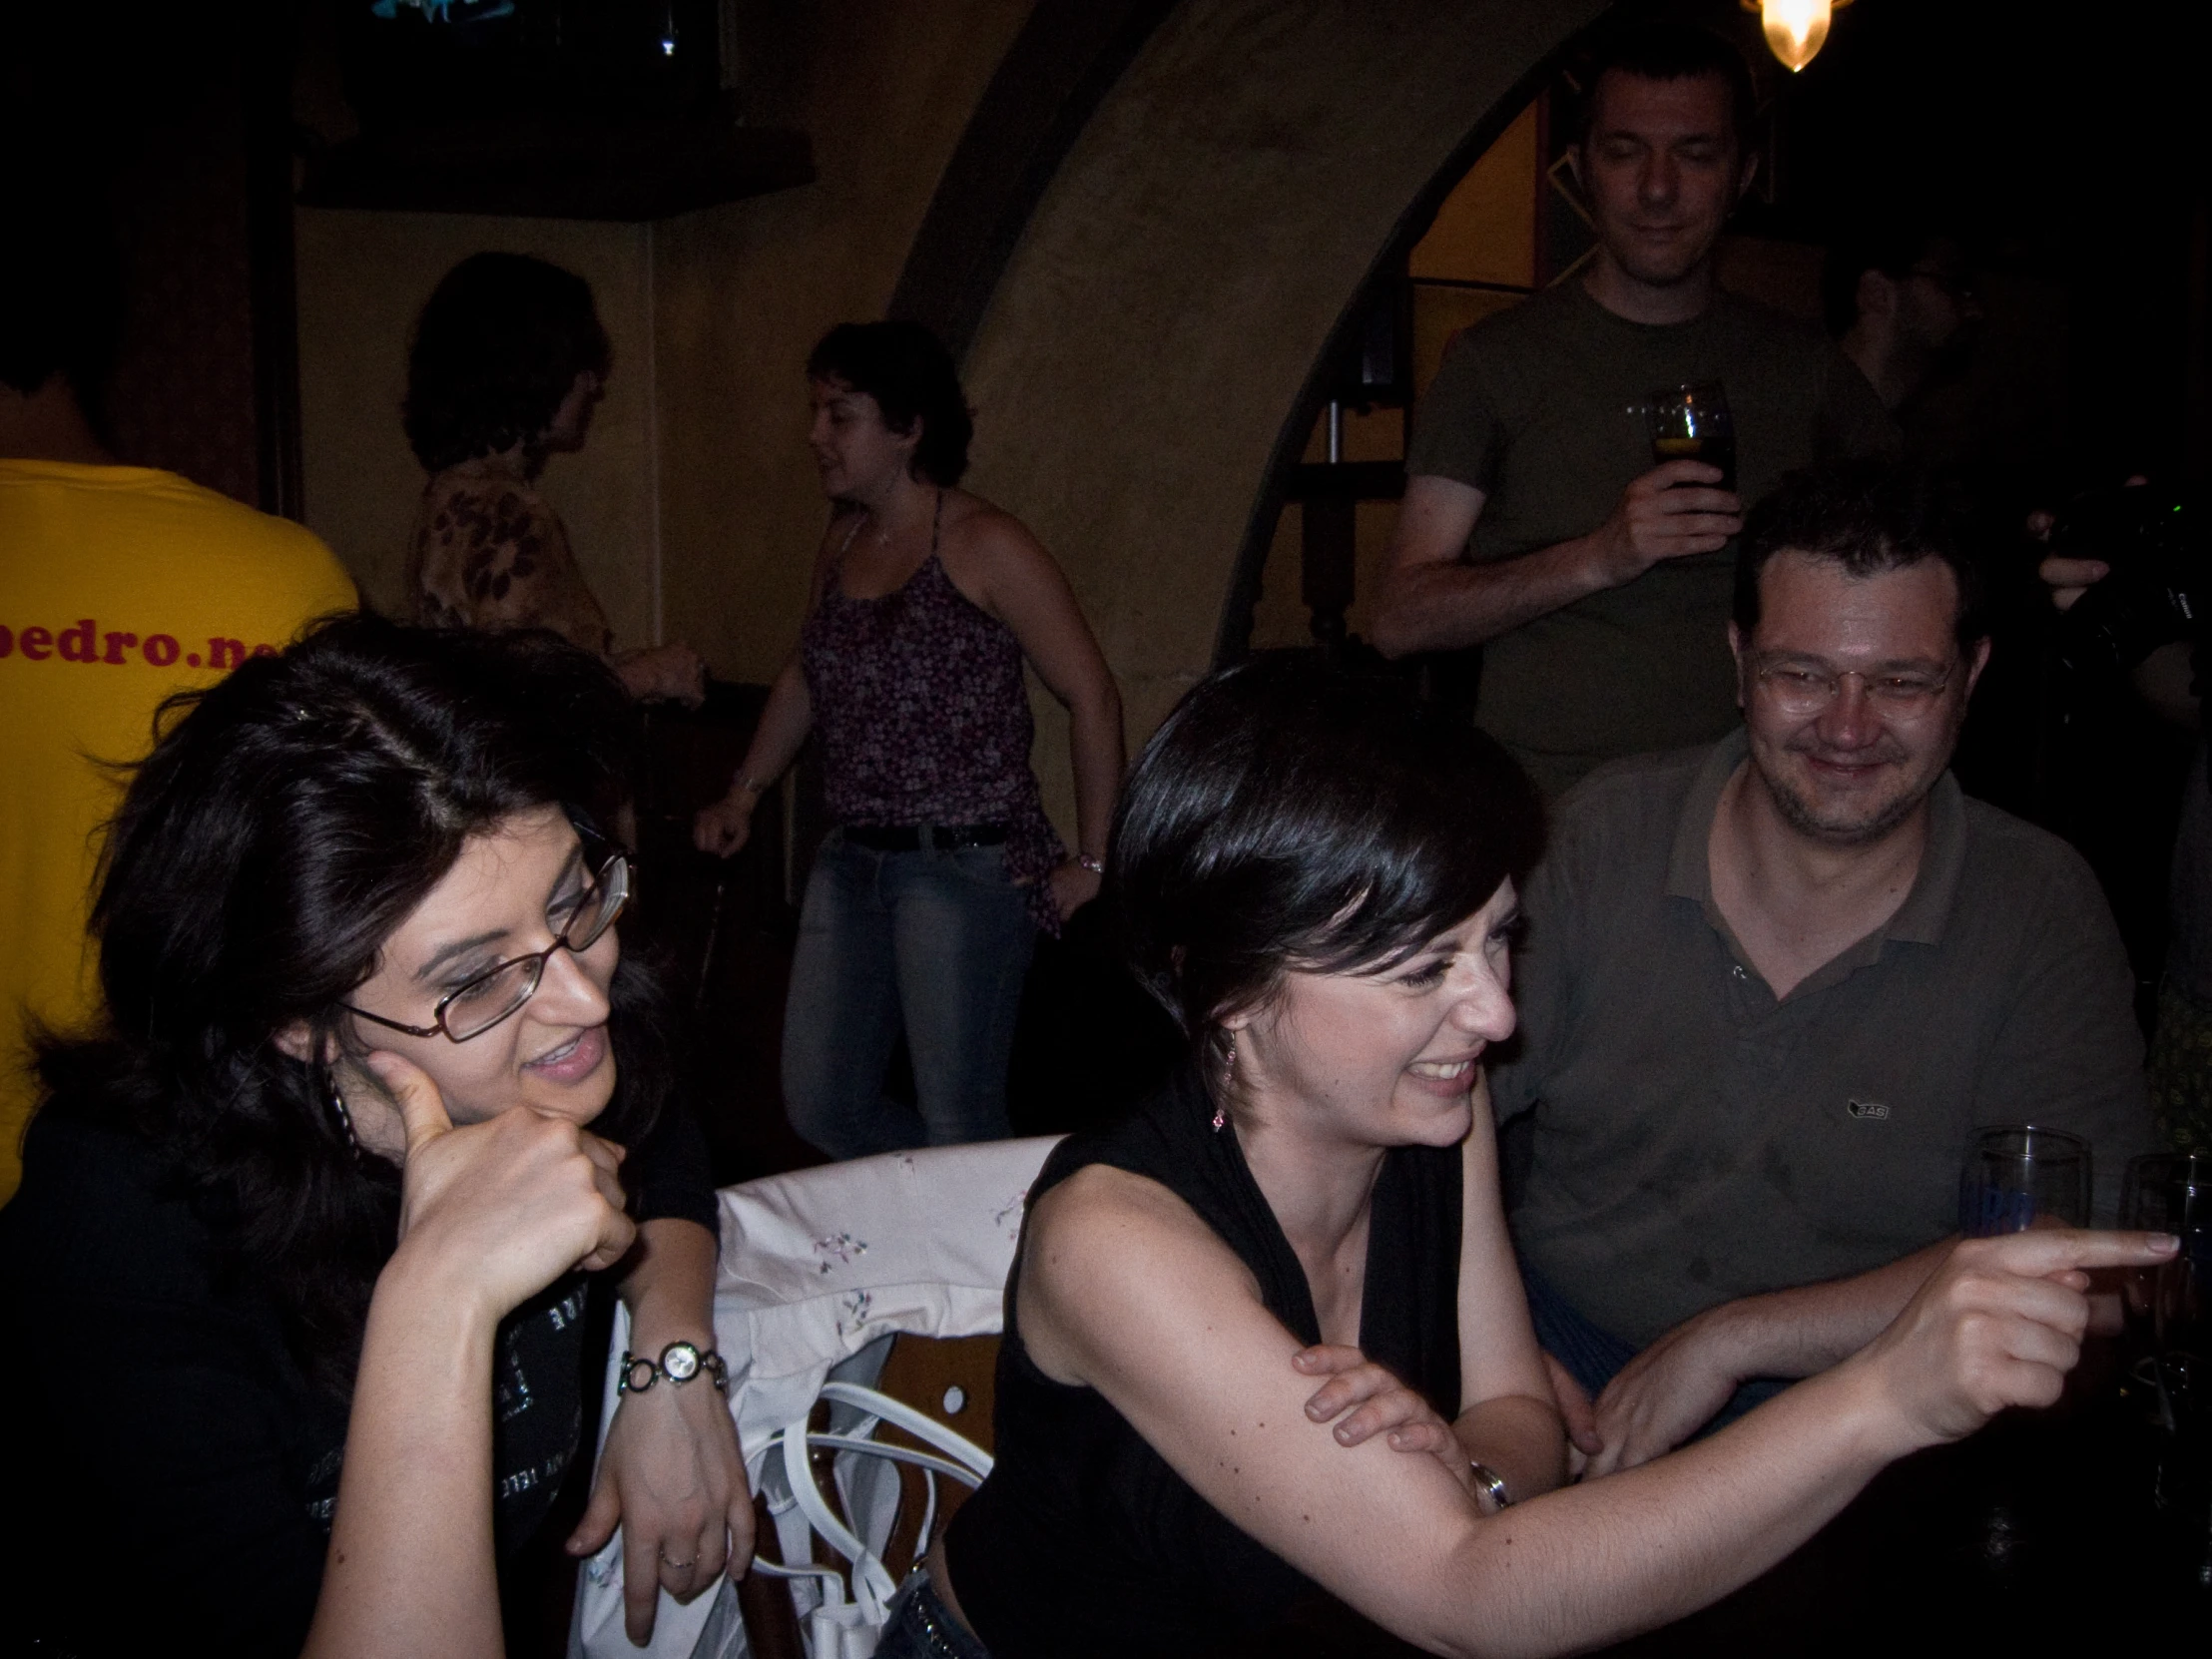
[1376,22,1896,797]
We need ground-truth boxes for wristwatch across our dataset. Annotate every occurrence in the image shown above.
[1468,1459,1512,1511]
[619,1341,731,1395]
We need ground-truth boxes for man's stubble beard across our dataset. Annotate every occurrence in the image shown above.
[1759,760,1931,848]
[1754,706,1965,849]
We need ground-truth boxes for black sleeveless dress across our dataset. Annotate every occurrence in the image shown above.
[942,1064,1463,1658]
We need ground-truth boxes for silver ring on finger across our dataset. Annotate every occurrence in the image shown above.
[660,1552,697,1571]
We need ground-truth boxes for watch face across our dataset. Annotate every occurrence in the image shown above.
[662,1342,702,1382]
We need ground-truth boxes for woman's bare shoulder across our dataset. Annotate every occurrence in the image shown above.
[1026,1165,1251,1297]
[940,490,1040,553]
[1019,1162,1263,1382]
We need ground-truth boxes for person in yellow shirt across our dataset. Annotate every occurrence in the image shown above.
[0,248,356,1199]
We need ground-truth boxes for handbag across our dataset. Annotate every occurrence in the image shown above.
[747,1379,994,1659]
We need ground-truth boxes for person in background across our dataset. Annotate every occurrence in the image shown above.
[1825,222,1983,415]
[0,206,356,1203]
[0,619,748,1656]
[1373,20,1897,798]
[1491,463,2149,1476]
[693,320,1123,1159]
[887,654,2171,1659]
[2038,493,2211,1153]
[403,252,705,706]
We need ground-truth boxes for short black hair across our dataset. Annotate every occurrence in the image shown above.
[1735,462,1989,652]
[1578,20,1758,155]
[807,320,974,488]
[0,192,123,408]
[1820,218,1951,337]
[403,253,611,472]
[1111,656,1542,1048]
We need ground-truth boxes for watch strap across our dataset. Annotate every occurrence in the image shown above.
[618,1342,731,1395]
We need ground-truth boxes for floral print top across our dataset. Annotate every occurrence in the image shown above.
[406,460,614,653]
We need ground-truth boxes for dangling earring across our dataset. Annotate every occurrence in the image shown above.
[323,1071,361,1157]
[1213,1031,1233,1133]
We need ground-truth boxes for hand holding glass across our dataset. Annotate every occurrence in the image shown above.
[1645,381,1737,492]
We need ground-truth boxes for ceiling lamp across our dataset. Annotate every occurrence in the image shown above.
[1742,0,1852,73]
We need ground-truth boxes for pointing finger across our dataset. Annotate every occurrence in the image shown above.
[1973,1229,2178,1276]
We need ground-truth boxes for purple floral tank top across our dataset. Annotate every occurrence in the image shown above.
[802,516,1065,931]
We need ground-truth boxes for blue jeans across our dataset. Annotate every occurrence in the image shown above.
[781,832,1036,1159]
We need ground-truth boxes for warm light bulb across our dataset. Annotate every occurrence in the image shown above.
[1760,0,1833,71]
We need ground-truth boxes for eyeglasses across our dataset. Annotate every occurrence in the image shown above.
[345,850,630,1043]
[1907,264,1977,305]
[1752,661,1955,720]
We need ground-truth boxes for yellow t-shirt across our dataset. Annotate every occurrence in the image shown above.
[0,461,357,1200]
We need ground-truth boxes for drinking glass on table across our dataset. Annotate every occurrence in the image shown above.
[1958,1125,2090,1237]
[1645,380,1737,492]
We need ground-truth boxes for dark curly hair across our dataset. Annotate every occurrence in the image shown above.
[1109,656,1542,1054]
[402,253,612,472]
[807,320,974,487]
[35,615,670,1400]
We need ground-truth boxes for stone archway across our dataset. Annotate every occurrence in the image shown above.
[945,0,1612,830]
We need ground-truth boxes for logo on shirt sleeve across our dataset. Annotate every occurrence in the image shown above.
[1846,1097,1892,1120]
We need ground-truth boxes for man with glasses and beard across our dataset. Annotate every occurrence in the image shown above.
[1490,463,2150,1477]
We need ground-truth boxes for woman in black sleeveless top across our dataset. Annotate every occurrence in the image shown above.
[897,658,2171,1659]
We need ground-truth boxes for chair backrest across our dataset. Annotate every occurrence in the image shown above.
[571,1137,1062,1659]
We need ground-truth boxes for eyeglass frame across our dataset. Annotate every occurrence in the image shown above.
[342,845,631,1044]
[1747,654,1960,719]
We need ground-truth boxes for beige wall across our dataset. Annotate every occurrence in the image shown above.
[294,212,660,646]
[961,0,1608,834]
[651,0,1036,686]
[293,0,1032,666]
[293,0,1609,847]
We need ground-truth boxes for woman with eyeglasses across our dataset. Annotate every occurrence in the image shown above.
[0,616,747,1657]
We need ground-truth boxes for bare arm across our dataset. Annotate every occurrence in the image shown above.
[1372,465,1743,660]
[1452,1077,1568,1497]
[967,513,1125,916]
[1019,1165,2169,1658]
[567,1219,754,1644]
[693,654,813,857]
[303,1057,635,1659]
[695,519,854,858]
[1297,1082,1565,1502]
[1586,1239,1953,1477]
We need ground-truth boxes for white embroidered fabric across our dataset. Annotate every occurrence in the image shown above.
[571,1136,1062,1659]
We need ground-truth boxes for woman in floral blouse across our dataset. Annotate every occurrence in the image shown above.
[402,253,704,706]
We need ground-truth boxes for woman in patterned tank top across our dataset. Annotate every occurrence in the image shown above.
[695,321,1124,1158]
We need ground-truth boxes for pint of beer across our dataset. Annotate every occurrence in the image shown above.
[1646,381,1736,492]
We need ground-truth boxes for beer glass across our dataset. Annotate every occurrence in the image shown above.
[1958,1125,2090,1237]
[1645,380,1737,492]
